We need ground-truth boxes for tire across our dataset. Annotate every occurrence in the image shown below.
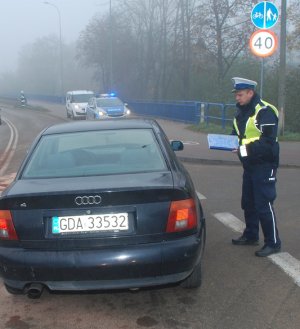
[181,261,202,289]
[4,284,23,295]
[181,219,205,289]
[199,218,206,260]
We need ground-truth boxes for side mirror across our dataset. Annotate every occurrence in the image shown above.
[171,140,184,151]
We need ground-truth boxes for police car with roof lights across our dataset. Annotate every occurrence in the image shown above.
[86,93,131,120]
[66,90,95,120]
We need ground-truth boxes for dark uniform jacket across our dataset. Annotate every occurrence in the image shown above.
[232,93,279,169]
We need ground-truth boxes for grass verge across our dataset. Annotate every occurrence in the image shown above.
[188,123,300,142]
[0,98,49,113]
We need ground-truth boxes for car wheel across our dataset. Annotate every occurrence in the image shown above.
[66,109,70,118]
[181,220,205,289]
[199,217,206,260]
[4,283,23,295]
[180,261,202,289]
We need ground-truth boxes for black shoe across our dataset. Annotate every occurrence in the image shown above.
[255,245,281,257]
[232,236,259,246]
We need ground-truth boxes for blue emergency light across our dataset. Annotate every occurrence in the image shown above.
[99,92,116,98]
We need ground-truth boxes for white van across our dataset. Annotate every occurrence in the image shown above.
[65,90,94,120]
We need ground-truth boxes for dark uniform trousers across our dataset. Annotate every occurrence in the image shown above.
[242,164,281,248]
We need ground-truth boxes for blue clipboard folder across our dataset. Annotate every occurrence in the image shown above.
[207,134,239,151]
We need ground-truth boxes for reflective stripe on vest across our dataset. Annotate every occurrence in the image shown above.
[233,100,278,145]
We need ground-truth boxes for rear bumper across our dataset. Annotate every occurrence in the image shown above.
[0,233,203,291]
[5,272,192,291]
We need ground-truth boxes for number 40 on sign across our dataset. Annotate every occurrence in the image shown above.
[249,29,278,58]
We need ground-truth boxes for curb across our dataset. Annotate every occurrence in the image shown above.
[178,156,240,166]
[178,156,300,169]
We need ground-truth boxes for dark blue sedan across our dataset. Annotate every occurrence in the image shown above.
[0,118,205,298]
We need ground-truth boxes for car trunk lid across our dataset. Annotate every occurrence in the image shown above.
[0,172,192,249]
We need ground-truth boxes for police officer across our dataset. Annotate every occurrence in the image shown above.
[20,90,27,106]
[231,77,281,257]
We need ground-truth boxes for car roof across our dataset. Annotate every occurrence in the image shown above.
[94,96,120,100]
[42,118,161,135]
[67,90,94,95]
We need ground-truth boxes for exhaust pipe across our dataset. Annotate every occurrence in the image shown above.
[26,283,44,299]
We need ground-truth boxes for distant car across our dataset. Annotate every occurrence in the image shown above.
[86,94,130,120]
[0,118,205,298]
[66,90,94,120]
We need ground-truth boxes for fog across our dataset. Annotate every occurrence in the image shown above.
[0,0,109,74]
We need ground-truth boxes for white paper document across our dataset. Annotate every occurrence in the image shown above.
[207,134,239,151]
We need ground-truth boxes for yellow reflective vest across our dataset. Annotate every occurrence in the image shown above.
[233,100,279,146]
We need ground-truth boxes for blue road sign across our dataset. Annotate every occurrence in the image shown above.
[251,1,279,29]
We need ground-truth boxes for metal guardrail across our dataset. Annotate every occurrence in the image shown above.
[127,100,236,129]
[200,102,236,129]
[127,100,200,123]
[0,94,236,129]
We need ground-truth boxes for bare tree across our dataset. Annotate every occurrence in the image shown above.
[17,36,61,95]
[77,9,138,96]
[287,1,300,52]
[76,0,257,100]
[194,0,256,85]
[175,0,198,98]
[121,0,176,99]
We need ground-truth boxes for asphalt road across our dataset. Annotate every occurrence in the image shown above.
[0,101,299,329]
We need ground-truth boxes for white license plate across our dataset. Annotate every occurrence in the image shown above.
[52,213,129,234]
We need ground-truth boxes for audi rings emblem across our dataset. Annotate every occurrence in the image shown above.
[75,195,102,206]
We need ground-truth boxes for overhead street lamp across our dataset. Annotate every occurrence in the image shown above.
[278,0,287,136]
[43,1,64,102]
[109,0,113,92]
[95,0,113,92]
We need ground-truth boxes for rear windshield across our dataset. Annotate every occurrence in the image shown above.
[70,94,94,103]
[22,129,167,178]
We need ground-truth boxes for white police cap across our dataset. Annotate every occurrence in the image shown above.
[231,77,257,92]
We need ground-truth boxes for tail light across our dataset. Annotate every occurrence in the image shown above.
[166,199,198,233]
[0,210,18,240]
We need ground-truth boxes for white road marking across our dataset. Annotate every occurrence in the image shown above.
[0,119,14,168]
[182,141,200,145]
[196,191,207,200]
[214,212,245,233]
[269,253,300,287]
[213,212,300,288]
[0,117,19,176]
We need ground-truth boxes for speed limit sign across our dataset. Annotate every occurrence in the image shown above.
[249,29,278,57]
